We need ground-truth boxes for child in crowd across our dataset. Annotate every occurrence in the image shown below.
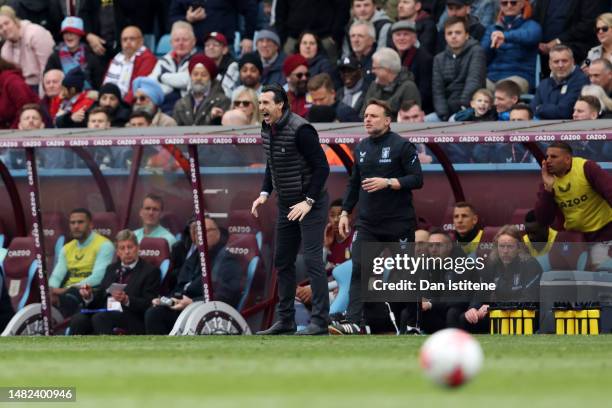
[453,88,496,122]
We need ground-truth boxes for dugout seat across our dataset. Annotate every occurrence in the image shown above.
[509,208,530,233]
[139,237,171,283]
[41,212,67,268]
[2,237,39,311]
[227,210,263,250]
[475,226,500,259]
[540,231,587,272]
[224,233,265,311]
[92,212,120,240]
[161,212,184,242]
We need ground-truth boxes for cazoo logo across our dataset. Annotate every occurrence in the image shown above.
[227,247,249,255]
[8,250,31,257]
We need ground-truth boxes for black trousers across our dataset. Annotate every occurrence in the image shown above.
[346,223,415,325]
[144,305,181,334]
[57,287,84,318]
[69,310,146,335]
[274,193,329,327]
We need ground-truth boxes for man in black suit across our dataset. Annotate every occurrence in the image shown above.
[69,229,160,335]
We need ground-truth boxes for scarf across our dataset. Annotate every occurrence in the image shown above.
[401,47,417,69]
[342,78,364,108]
[59,43,91,89]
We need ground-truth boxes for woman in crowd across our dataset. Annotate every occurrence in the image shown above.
[231,86,261,125]
[0,5,54,92]
[295,31,336,79]
[585,13,612,67]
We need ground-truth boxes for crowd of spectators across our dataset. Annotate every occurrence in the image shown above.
[0,0,609,167]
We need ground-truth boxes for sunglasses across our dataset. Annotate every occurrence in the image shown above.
[135,95,149,103]
[500,0,518,6]
[595,26,609,34]
[233,100,252,107]
[294,72,309,79]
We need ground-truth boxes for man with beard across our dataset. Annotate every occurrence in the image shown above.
[96,83,131,127]
[282,54,311,118]
[222,52,264,98]
[531,45,589,119]
[251,84,330,335]
[172,54,230,126]
[132,77,177,127]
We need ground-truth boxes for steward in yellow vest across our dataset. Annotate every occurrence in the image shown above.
[49,209,115,317]
[535,142,612,242]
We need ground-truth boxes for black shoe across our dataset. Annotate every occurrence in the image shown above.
[295,324,329,336]
[328,320,371,335]
[256,321,297,335]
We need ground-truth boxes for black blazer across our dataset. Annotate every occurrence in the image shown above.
[90,259,160,316]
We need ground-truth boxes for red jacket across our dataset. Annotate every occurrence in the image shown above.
[104,48,157,105]
[0,69,39,129]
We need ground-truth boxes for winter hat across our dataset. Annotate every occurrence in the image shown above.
[132,77,164,106]
[282,54,308,77]
[99,83,122,100]
[62,67,86,92]
[188,53,218,78]
[255,29,281,46]
[239,52,263,74]
[61,16,85,37]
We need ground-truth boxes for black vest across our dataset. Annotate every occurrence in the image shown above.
[261,110,314,205]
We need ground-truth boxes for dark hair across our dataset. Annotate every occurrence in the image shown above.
[510,103,533,119]
[330,198,343,207]
[307,73,334,92]
[295,30,324,57]
[576,95,602,114]
[399,99,420,112]
[454,201,477,214]
[428,227,452,242]
[524,209,536,223]
[261,83,289,112]
[88,106,111,120]
[19,103,43,120]
[548,141,573,155]
[495,80,521,99]
[365,98,393,117]
[444,16,469,32]
[70,208,92,220]
[129,111,152,124]
[143,193,164,211]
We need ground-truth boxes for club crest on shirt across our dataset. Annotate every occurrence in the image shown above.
[359,151,366,162]
[380,147,391,163]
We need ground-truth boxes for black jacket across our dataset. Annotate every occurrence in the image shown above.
[88,259,160,317]
[172,230,243,308]
[342,130,423,229]
[534,0,600,63]
[274,0,351,46]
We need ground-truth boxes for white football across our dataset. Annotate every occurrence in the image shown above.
[419,328,484,387]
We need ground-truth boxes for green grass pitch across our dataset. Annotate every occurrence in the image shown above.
[0,335,610,407]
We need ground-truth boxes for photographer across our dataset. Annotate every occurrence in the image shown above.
[144,217,242,335]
